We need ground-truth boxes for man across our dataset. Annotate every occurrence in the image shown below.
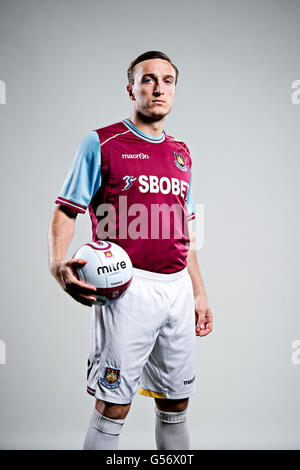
[48,50,213,450]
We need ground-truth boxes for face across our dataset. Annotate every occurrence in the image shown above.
[127,58,176,121]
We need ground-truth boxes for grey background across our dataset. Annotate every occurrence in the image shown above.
[0,0,299,449]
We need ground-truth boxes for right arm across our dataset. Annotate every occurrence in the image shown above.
[48,204,97,306]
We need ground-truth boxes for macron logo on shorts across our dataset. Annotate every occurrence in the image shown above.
[184,376,195,385]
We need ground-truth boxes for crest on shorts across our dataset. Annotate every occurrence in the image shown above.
[174,152,187,171]
[99,367,121,389]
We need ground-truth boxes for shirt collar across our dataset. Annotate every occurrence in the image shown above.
[123,119,165,143]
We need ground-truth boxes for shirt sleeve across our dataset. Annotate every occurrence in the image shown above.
[55,131,101,213]
[186,165,195,221]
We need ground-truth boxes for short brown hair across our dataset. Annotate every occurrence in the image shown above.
[127,51,179,85]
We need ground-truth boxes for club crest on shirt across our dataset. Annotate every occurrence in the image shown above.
[174,152,187,171]
[99,367,121,389]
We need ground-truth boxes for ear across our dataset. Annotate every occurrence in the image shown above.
[126,84,135,101]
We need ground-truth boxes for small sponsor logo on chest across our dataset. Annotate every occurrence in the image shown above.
[122,153,149,159]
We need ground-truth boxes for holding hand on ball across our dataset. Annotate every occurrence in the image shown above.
[50,258,98,307]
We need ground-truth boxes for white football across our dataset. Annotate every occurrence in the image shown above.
[73,240,133,306]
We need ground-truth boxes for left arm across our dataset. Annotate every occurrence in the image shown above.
[186,223,213,337]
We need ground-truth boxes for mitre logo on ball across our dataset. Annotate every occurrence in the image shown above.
[73,240,133,306]
[97,261,127,274]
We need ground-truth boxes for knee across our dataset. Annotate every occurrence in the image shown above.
[155,398,189,413]
[95,399,131,420]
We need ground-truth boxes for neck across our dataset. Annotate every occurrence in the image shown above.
[128,111,165,137]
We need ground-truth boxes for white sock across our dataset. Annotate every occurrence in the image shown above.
[155,408,190,450]
[83,408,125,450]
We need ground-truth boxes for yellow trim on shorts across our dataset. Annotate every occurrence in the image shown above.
[138,387,166,399]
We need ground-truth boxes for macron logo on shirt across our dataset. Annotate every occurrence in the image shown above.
[122,153,150,159]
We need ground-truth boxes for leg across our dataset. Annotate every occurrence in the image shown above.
[155,397,188,412]
[83,399,131,450]
[95,398,131,419]
[154,398,190,450]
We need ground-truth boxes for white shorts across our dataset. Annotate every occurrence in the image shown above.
[86,266,196,404]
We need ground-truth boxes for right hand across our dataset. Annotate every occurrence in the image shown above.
[51,258,97,307]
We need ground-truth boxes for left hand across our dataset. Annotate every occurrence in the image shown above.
[194,294,213,337]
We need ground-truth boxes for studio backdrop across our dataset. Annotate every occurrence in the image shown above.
[0,0,299,449]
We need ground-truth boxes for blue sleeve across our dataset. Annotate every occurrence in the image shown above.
[55,131,101,213]
[186,166,195,221]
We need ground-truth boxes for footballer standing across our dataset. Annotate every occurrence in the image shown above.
[48,51,213,450]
